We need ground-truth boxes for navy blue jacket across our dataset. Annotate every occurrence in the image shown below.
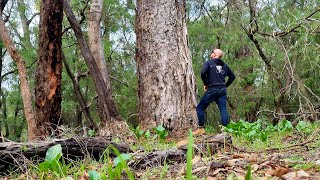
[201,58,235,87]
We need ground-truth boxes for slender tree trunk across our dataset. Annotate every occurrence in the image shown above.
[0,0,8,142]
[62,53,97,130]
[35,0,63,138]
[135,0,197,135]
[245,0,286,123]
[17,0,32,49]
[0,44,4,139]
[0,17,37,141]
[88,0,120,121]
[63,0,111,125]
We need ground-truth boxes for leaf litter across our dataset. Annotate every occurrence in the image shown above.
[132,131,320,180]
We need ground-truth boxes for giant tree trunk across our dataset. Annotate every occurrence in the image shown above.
[0,17,37,141]
[88,0,120,122]
[135,0,197,135]
[35,0,63,138]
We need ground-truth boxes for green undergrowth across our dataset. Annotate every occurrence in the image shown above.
[224,119,320,151]
[3,120,320,179]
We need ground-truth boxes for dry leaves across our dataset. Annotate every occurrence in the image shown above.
[265,163,290,177]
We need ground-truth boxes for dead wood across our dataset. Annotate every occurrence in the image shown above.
[0,137,132,173]
[129,133,233,170]
[0,133,234,173]
[129,149,187,170]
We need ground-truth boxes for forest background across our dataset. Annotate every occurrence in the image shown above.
[0,0,319,142]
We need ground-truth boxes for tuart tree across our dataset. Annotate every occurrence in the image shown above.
[135,0,197,135]
[35,0,63,138]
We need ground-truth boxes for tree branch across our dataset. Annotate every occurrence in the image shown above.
[258,9,320,37]
[26,12,40,25]
[1,59,37,79]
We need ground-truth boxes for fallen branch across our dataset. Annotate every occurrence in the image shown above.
[0,137,132,173]
[130,133,233,170]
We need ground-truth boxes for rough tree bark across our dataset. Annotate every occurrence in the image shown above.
[0,16,37,141]
[135,0,197,135]
[88,0,120,122]
[35,0,63,138]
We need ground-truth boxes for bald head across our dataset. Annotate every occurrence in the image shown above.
[214,49,223,58]
[210,49,223,59]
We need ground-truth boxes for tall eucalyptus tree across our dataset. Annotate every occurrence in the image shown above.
[135,0,197,135]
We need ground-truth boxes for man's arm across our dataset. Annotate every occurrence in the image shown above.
[226,66,235,87]
[200,62,209,86]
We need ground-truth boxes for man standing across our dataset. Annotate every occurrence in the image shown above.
[193,49,236,135]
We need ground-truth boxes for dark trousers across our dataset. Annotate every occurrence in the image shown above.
[196,87,229,127]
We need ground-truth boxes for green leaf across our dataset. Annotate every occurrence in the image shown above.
[296,121,312,133]
[277,120,293,132]
[113,153,132,166]
[45,144,62,163]
[155,125,165,132]
[88,129,96,137]
[88,170,99,180]
[38,161,50,171]
[186,129,193,180]
[260,132,268,142]
[247,129,257,138]
[138,130,144,136]
[145,130,151,138]
[245,164,252,180]
[108,164,114,180]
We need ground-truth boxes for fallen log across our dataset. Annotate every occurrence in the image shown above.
[0,133,232,174]
[0,137,132,174]
[129,133,232,170]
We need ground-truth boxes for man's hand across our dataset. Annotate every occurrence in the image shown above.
[204,86,208,91]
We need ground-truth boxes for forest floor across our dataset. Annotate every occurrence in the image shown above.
[1,126,320,180]
[130,131,320,180]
